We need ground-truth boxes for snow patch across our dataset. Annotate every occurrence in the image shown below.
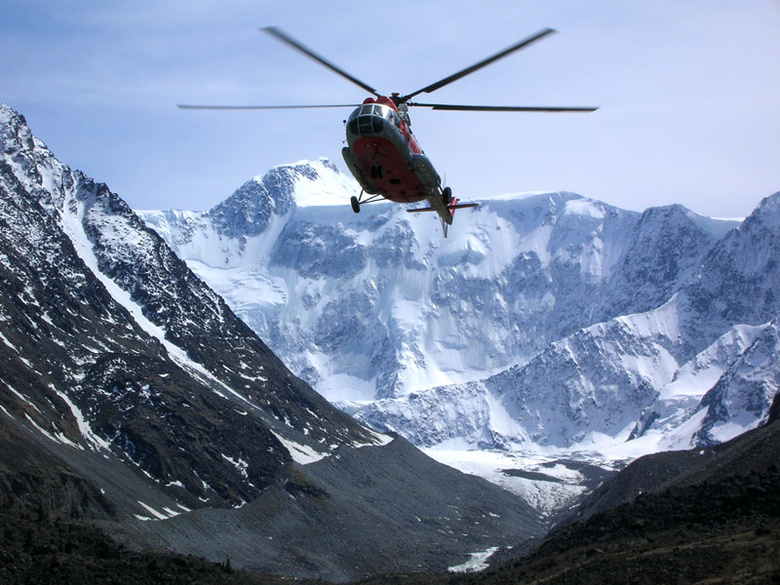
[24,414,81,449]
[271,431,329,465]
[448,547,499,573]
[52,386,111,451]
[221,453,249,478]
[135,500,181,521]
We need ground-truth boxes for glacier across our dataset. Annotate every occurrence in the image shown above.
[138,158,780,513]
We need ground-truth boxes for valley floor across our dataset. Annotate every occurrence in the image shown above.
[3,465,778,585]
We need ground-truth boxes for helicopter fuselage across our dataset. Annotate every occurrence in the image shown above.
[341,97,442,204]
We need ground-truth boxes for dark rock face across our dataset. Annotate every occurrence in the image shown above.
[129,438,542,581]
[520,417,780,585]
[0,149,296,509]
[0,416,115,520]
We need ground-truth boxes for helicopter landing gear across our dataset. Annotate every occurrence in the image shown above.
[350,190,384,214]
[442,186,452,205]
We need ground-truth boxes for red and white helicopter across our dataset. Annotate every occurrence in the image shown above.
[180,27,597,236]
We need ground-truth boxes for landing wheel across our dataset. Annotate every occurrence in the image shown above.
[350,195,361,214]
[442,186,453,205]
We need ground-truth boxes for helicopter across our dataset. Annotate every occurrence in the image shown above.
[179,27,597,236]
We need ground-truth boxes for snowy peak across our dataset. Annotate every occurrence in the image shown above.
[280,157,361,207]
[711,191,780,276]
[129,107,776,517]
[726,191,780,275]
[208,170,295,239]
[207,158,358,238]
[747,190,780,221]
[0,104,32,156]
[140,166,756,427]
[0,104,72,212]
[139,159,362,267]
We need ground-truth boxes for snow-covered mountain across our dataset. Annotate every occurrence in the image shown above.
[140,165,734,400]
[0,103,544,580]
[139,157,779,513]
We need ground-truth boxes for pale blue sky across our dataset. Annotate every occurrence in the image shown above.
[2,0,779,217]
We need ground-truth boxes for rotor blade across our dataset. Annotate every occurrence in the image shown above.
[409,103,599,112]
[262,26,380,97]
[177,104,360,110]
[401,28,557,102]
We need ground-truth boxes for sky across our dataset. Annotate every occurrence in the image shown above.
[2,0,779,218]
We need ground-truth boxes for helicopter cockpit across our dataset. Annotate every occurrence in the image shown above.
[346,102,403,138]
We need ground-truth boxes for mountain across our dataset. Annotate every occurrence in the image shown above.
[140,168,732,403]
[0,103,545,582]
[139,158,779,514]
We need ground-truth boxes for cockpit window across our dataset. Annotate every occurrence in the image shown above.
[347,103,401,135]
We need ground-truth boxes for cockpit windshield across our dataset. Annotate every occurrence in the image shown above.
[347,103,402,136]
